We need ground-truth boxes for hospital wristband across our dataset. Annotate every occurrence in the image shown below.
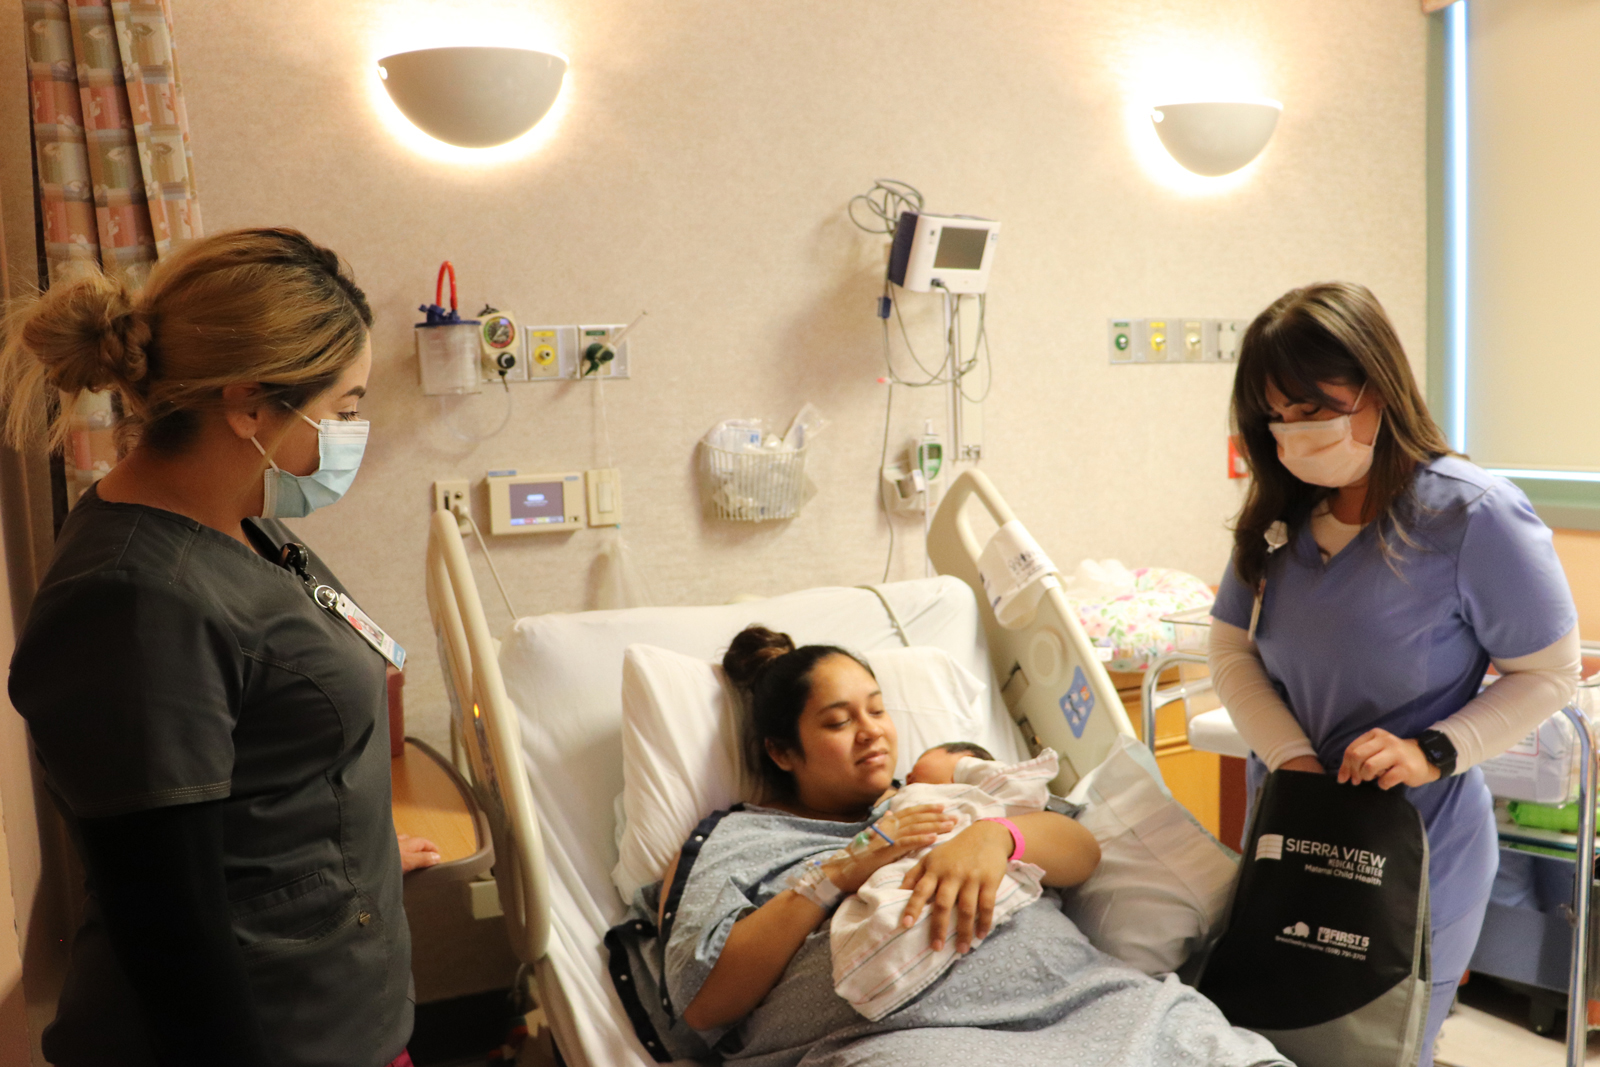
[983,817,1026,862]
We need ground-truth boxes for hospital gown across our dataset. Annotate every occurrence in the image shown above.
[649,802,1288,1067]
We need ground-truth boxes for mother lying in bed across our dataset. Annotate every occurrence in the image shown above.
[645,626,1288,1067]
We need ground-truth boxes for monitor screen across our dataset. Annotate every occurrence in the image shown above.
[933,226,990,270]
[508,481,565,526]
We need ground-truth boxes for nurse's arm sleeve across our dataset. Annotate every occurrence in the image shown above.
[1433,625,1581,772]
[1208,619,1319,770]
[77,800,270,1067]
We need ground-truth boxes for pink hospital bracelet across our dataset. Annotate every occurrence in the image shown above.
[984,817,1026,862]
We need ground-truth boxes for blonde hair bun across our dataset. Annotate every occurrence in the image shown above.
[26,273,151,397]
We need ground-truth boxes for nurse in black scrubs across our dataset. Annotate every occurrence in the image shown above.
[3,229,435,1067]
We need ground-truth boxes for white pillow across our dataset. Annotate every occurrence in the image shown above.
[1062,733,1239,975]
[611,643,1019,903]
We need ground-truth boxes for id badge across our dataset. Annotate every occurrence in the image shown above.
[317,586,407,670]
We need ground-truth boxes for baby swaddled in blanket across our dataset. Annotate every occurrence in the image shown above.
[826,743,1061,1020]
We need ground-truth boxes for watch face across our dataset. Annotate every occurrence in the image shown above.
[1418,731,1456,773]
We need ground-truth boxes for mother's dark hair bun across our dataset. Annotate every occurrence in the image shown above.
[722,625,796,690]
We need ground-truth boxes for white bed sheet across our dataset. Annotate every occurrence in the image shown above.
[498,577,1022,1067]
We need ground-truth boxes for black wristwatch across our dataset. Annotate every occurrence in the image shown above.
[1415,730,1458,779]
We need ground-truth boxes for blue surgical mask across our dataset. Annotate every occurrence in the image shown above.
[252,412,369,519]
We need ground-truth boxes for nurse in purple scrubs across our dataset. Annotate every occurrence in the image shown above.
[1206,282,1581,1067]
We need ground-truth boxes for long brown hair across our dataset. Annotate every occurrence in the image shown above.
[1230,282,1452,587]
[0,228,372,454]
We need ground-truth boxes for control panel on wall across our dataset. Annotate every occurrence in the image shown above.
[1107,318,1245,364]
[487,471,586,534]
[482,468,624,533]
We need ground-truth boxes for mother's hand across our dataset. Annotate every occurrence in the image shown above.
[822,803,955,895]
[897,820,1012,954]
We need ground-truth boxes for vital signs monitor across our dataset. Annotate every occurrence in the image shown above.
[887,211,1000,294]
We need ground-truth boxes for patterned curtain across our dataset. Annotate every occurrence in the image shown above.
[23,0,203,507]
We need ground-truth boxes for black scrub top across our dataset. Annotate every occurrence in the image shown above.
[9,487,411,1067]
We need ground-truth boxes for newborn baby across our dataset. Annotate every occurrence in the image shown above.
[829,743,1059,1020]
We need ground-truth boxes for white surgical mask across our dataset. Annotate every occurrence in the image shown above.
[252,412,369,519]
[1268,384,1380,488]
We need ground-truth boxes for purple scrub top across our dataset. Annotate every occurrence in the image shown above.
[1212,456,1576,926]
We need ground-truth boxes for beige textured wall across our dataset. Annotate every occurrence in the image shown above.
[43,0,1426,751]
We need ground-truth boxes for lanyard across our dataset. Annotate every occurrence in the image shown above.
[278,542,407,670]
[1249,521,1290,643]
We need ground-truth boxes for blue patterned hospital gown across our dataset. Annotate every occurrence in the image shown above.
[653,803,1287,1067]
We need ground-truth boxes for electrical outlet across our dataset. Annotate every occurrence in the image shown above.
[433,480,469,525]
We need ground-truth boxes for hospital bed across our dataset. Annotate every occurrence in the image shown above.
[424,469,1139,1067]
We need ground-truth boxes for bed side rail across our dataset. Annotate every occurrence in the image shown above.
[927,469,1135,792]
[426,508,551,963]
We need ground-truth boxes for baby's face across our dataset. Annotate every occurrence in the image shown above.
[907,747,966,785]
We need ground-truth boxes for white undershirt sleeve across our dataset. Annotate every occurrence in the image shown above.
[1433,626,1582,773]
[1207,618,1319,771]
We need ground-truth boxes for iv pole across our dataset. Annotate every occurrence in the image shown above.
[941,287,980,465]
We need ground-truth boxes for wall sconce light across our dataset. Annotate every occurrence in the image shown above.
[1149,101,1282,177]
[377,46,568,149]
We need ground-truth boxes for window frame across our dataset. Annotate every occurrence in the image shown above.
[1429,1,1600,529]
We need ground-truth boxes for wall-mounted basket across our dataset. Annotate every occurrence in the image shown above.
[701,442,809,522]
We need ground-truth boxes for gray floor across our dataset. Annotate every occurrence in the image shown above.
[1437,980,1598,1067]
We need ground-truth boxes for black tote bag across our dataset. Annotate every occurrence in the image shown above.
[1198,770,1431,1067]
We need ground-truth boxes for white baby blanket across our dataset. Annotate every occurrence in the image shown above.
[830,749,1058,1020]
